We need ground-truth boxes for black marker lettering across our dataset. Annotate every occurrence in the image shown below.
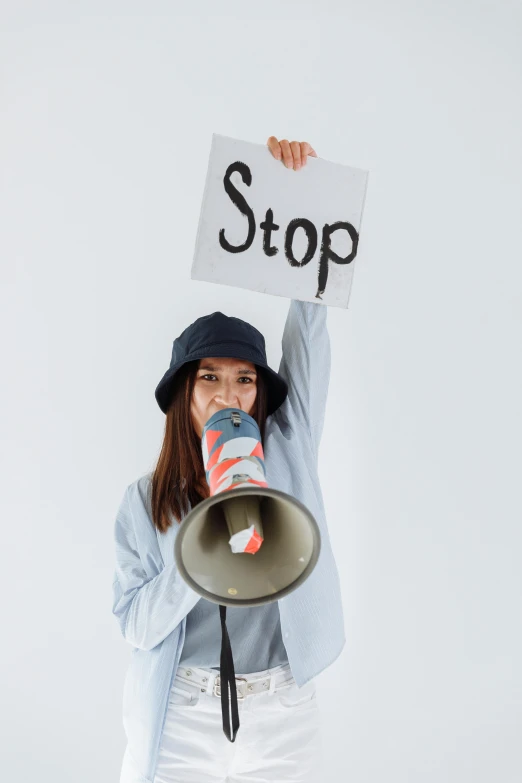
[315,221,359,299]
[219,162,255,253]
[284,218,318,268]
[260,209,279,257]
[217,162,361,300]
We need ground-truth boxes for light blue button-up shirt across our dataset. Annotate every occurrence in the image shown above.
[112,299,346,782]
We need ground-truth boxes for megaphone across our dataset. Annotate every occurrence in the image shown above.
[174,407,321,742]
[174,406,321,604]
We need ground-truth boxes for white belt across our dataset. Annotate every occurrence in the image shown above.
[175,665,295,700]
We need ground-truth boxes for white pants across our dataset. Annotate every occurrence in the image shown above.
[120,662,324,783]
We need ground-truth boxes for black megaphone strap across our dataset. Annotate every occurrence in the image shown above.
[219,604,240,742]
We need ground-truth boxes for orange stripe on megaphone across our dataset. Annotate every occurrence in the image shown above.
[206,441,224,472]
[250,441,264,459]
[204,428,223,462]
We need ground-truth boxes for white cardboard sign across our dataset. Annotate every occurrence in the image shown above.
[191,133,369,308]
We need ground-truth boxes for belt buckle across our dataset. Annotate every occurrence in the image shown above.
[213,674,248,700]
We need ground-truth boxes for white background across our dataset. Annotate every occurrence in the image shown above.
[1,2,521,781]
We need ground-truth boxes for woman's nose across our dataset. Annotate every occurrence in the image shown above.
[216,398,239,408]
[217,392,241,406]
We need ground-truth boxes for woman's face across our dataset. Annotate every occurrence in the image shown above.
[191,356,258,438]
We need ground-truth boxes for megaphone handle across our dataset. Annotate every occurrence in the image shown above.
[219,605,240,742]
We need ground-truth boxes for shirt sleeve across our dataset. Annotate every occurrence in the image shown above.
[111,486,201,651]
[276,298,331,462]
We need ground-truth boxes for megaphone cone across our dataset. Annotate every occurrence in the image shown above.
[175,484,321,605]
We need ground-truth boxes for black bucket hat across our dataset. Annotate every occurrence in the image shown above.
[155,311,288,417]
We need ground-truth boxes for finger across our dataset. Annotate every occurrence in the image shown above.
[290,141,301,170]
[267,136,282,160]
[300,142,310,166]
[302,141,318,159]
[300,141,315,163]
[279,139,293,169]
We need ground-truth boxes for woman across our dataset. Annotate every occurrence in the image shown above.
[112,136,346,782]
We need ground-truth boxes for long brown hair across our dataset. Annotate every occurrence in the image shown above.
[150,359,268,533]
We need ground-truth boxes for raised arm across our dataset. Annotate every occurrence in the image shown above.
[112,484,201,651]
[276,298,331,462]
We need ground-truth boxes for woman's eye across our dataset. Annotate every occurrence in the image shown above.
[201,375,252,383]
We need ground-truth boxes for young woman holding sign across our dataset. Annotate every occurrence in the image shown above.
[113,136,346,782]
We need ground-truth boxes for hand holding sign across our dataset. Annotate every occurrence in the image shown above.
[266,136,318,169]
[192,134,369,308]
